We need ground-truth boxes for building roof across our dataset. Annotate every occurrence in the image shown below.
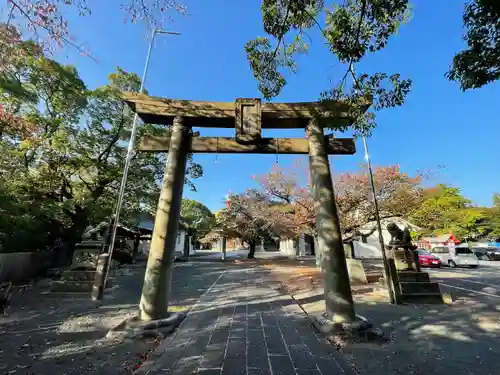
[83,213,186,240]
[83,220,145,239]
[357,216,423,234]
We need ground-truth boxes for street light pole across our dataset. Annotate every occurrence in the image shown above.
[102,28,180,291]
[362,135,396,304]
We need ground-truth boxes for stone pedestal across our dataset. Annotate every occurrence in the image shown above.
[50,240,112,294]
[392,248,416,271]
[346,259,368,285]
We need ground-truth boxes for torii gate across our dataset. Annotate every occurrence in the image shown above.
[123,93,371,325]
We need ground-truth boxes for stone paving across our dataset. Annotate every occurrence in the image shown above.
[138,264,354,375]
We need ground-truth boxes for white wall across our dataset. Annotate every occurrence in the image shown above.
[354,226,412,258]
[279,239,297,256]
[353,240,383,258]
[353,228,388,258]
[174,230,194,255]
[139,230,193,256]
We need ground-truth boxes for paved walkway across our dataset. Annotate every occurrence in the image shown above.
[138,264,354,375]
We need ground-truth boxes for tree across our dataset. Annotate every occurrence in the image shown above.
[493,193,500,208]
[448,207,491,240]
[1,0,187,59]
[215,190,275,259]
[246,0,412,136]
[180,199,215,246]
[447,0,500,90]
[410,184,471,234]
[481,193,500,241]
[252,162,316,238]
[335,164,424,231]
[409,188,500,241]
[254,162,424,237]
[0,38,202,256]
[0,37,89,253]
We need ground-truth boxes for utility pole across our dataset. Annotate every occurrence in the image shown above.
[362,135,396,304]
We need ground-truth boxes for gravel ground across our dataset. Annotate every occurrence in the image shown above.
[0,260,227,375]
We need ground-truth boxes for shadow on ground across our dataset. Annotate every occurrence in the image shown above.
[0,261,227,375]
[137,262,355,375]
[270,262,500,375]
[343,292,500,375]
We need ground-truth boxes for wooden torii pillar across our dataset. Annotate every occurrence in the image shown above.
[124,93,371,323]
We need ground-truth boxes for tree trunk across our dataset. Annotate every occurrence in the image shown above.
[248,241,256,259]
[58,206,90,267]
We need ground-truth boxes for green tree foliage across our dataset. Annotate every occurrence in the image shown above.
[410,185,471,231]
[245,0,412,135]
[493,193,500,208]
[0,36,202,255]
[448,208,491,240]
[447,0,500,90]
[180,199,215,243]
[483,193,500,240]
[410,185,499,241]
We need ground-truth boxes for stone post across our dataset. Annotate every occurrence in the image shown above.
[221,237,227,261]
[91,254,109,301]
[298,234,306,255]
[132,233,140,263]
[139,117,190,321]
[307,118,355,323]
[183,234,190,260]
[411,249,421,272]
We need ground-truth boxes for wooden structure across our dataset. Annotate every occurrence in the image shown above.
[124,93,371,323]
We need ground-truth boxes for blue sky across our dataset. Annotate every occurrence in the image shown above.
[57,0,499,212]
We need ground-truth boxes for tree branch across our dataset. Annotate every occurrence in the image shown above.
[8,0,97,62]
[271,1,292,60]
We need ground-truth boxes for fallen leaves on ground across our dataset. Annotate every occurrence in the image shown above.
[262,261,322,295]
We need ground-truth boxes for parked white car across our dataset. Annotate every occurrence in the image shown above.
[429,245,479,268]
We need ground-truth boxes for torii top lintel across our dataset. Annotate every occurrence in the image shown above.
[122,92,372,129]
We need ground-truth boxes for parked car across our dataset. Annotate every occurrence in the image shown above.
[472,247,500,261]
[429,245,479,268]
[416,249,441,267]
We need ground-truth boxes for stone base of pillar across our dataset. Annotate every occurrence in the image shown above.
[312,313,384,343]
[106,312,186,341]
